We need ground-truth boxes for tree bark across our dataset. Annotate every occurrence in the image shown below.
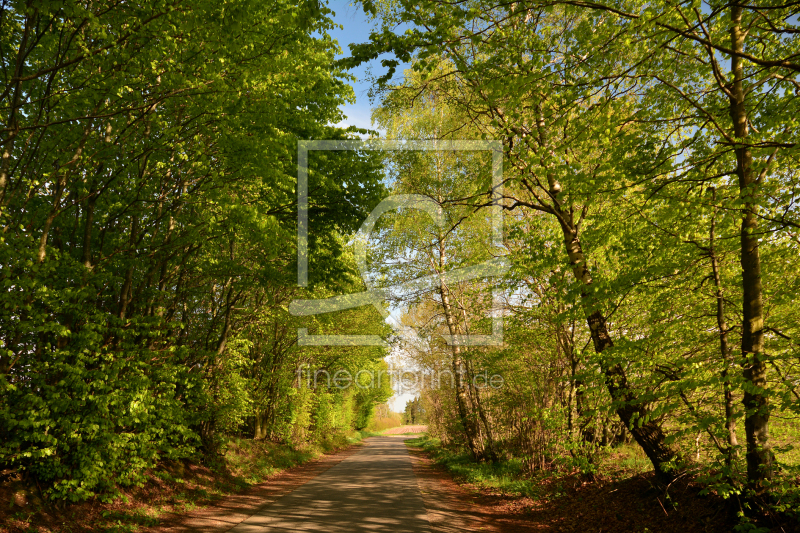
[560,221,679,482]
[730,5,773,489]
[708,188,739,465]
[439,281,482,459]
[467,358,498,461]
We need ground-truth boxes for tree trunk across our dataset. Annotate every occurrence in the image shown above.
[730,5,773,489]
[439,283,482,459]
[708,188,739,465]
[468,359,498,461]
[560,221,679,481]
[254,411,268,440]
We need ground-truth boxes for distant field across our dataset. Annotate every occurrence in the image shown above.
[384,425,428,435]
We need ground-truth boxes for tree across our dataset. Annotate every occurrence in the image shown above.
[356,7,681,479]
[346,0,800,492]
[0,0,389,500]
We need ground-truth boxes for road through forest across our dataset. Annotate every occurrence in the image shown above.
[229,436,430,532]
[149,433,521,533]
[146,434,731,533]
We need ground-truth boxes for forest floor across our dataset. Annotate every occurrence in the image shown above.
[407,443,732,532]
[0,433,370,533]
[3,429,794,532]
[407,438,796,533]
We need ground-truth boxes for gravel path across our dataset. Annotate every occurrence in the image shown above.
[228,436,429,532]
[148,435,536,533]
[146,444,364,533]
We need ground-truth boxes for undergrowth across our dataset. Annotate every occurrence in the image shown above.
[406,435,545,498]
[1,432,374,533]
[406,435,800,532]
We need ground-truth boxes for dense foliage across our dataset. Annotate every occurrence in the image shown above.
[356,0,800,521]
[2,0,799,528]
[0,0,391,501]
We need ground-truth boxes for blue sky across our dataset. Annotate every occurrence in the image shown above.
[326,1,410,134]
[327,1,375,131]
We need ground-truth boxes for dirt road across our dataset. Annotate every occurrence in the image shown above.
[226,436,428,532]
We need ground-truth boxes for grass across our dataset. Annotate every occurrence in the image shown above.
[406,435,544,498]
[350,429,387,441]
[605,443,654,477]
[223,438,319,485]
[405,435,662,499]
[771,417,800,467]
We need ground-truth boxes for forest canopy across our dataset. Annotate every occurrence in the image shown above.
[0,0,390,501]
[347,0,800,517]
[1,0,799,527]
